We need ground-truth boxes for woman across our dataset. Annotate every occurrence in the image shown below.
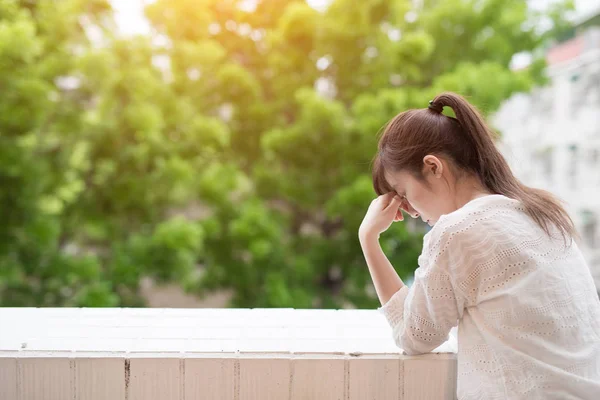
[359,92,600,399]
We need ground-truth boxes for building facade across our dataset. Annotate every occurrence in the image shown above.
[494,11,600,292]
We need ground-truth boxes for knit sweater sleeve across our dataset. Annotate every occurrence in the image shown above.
[378,221,468,355]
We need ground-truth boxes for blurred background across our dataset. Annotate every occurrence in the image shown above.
[0,0,597,309]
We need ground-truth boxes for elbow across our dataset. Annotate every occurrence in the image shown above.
[392,328,444,356]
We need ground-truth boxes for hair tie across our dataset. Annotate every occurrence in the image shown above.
[428,100,443,113]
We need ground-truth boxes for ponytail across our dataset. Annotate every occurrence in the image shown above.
[430,92,576,242]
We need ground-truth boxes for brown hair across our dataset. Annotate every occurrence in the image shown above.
[373,92,576,241]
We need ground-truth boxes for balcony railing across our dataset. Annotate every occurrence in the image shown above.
[0,308,457,399]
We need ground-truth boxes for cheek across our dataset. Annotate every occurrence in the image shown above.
[406,192,426,214]
[428,198,449,219]
[410,186,437,216]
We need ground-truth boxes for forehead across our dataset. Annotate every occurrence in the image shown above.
[383,169,412,189]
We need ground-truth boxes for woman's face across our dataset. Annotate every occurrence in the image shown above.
[384,156,454,226]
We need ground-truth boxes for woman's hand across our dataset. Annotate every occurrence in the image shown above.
[359,192,404,240]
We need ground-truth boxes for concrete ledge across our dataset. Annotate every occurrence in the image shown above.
[0,308,457,399]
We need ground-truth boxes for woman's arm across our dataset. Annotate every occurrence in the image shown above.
[359,193,462,355]
[359,233,405,305]
[358,193,406,305]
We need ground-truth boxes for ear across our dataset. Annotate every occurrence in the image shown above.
[423,155,443,178]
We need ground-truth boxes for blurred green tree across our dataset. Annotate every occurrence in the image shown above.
[0,0,571,308]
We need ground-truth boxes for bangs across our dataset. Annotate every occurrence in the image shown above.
[372,155,393,196]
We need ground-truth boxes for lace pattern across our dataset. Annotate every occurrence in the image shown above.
[378,195,600,399]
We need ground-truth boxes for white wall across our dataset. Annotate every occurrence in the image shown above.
[0,308,458,400]
[494,28,600,290]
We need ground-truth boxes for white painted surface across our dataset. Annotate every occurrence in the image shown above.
[348,356,400,399]
[0,308,458,399]
[0,358,17,400]
[239,358,291,399]
[291,357,346,398]
[17,358,73,400]
[75,358,125,400]
[403,357,457,399]
[185,358,235,399]
[0,307,456,354]
[128,358,182,400]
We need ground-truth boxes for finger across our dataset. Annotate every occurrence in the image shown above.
[399,199,410,213]
[384,194,402,211]
[378,192,395,208]
[395,209,404,221]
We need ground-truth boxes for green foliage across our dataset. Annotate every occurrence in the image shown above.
[0,0,571,308]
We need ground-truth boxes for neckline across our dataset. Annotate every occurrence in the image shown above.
[435,194,511,225]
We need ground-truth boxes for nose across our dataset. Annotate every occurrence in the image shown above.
[400,200,419,219]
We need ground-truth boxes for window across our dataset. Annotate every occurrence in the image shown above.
[568,144,578,189]
[590,148,599,165]
[538,147,554,184]
[589,148,599,184]
[581,210,598,249]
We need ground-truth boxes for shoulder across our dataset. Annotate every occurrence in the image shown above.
[421,195,525,270]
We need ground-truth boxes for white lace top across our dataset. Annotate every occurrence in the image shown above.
[379,195,600,399]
